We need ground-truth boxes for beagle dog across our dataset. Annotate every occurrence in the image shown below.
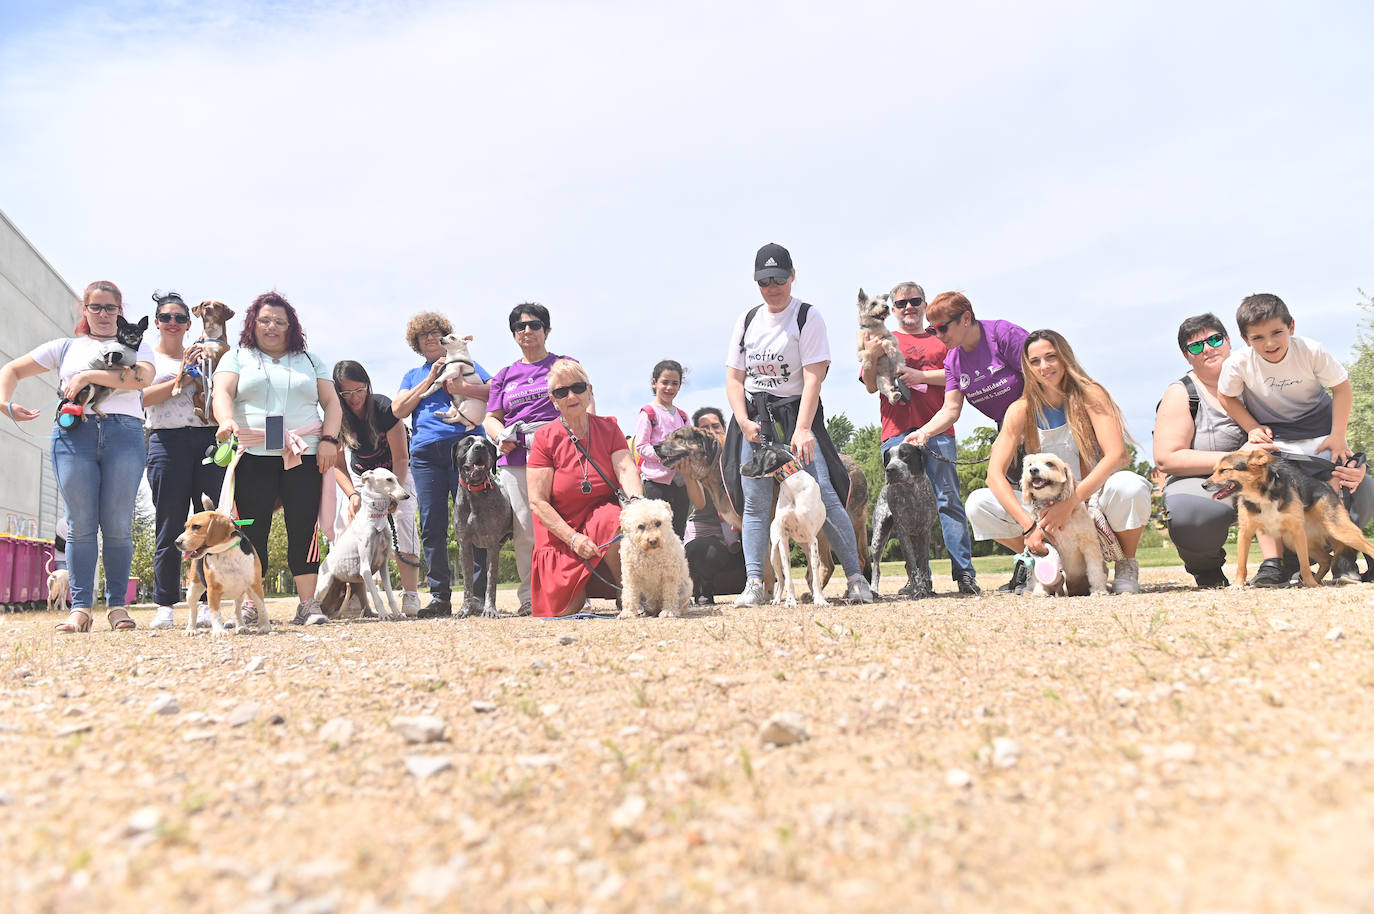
[177,497,269,635]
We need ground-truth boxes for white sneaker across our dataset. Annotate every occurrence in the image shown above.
[150,606,175,630]
[1112,557,1141,595]
[843,574,876,604]
[734,578,766,607]
[401,592,420,618]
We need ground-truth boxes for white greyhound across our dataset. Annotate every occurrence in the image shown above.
[312,469,410,620]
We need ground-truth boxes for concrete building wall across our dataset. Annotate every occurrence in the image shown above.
[0,208,80,539]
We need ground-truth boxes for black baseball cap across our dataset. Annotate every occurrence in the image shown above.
[754,243,793,281]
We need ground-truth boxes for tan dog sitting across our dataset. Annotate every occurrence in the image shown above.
[177,497,269,635]
[1020,452,1109,597]
[46,569,70,613]
[617,498,691,618]
[172,300,234,422]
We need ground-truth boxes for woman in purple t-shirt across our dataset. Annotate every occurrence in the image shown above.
[482,303,575,616]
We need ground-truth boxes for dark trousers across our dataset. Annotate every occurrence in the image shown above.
[146,426,225,605]
[411,439,486,602]
[233,452,323,576]
[643,478,691,538]
[685,536,747,599]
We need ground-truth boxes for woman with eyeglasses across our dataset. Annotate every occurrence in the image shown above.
[392,311,492,618]
[970,329,1152,595]
[142,291,227,629]
[1154,313,1371,587]
[527,360,643,617]
[482,303,576,616]
[722,242,874,607]
[212,291,342,625]
[0,281,153,632]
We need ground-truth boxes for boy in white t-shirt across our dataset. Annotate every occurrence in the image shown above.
[1217,292,1366,585]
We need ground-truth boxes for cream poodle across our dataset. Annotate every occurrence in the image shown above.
[1020,452,1109,597]
[618,498,691,618]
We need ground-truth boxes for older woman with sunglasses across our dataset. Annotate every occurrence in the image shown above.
[0,281,153,632]
[483,303,575,616]
[142,291,227,629]
[527,360,642,617]
[393,311,492,618]
[1155,314,1371,587]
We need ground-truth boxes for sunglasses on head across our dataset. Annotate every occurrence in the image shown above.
[757,276,790,287]
[930,312,966,335]
[512,319,545,332]
[1186,332,1227,355]
[892,297,925,309]
[156,312,191,324]
[551,381,589,400]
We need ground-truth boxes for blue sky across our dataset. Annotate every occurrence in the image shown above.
[2,0,1370,451]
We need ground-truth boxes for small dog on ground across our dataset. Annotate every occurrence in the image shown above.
[178,497,270,635]
[46,568,70,613]
[453,436,513,618]
[314,469,410,620]
[741,440,828,607]
[1203,448,1374,587]
[856,288,910,405]
[1020,452,1109,597]
[421,334,485,428]
[62,314,150,419]
[870,443,939,598]
[172,300,234,422]
[617,498,691,618]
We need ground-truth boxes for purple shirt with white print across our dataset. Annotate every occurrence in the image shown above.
[942,319,1029,427]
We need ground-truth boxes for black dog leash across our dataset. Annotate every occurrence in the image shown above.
[386,515,423,567]
[913,441,991,466]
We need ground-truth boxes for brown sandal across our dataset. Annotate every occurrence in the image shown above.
[55,609,92,633]
[106,608,136,631]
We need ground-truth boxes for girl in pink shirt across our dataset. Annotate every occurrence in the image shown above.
[634,359,691,536]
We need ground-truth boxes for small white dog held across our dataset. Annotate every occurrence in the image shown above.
[617,498,691,619]
[421,333,486,428]
[1020,452,1109,597]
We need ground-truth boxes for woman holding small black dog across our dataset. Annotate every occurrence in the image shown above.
[143,290,227,630]
[527,360,643,617]
[0,280,153,632]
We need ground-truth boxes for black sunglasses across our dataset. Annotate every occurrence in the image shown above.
[892,297,925,309]
[512,319,545,332]
[156,312,191,324]
[757,277,790,287]
[551,381,589,400]
[930,312,966,335]
[1186,332,1227,355]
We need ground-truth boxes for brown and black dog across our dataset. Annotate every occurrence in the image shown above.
[173,301,234,422]
[176,498,269,634]
[1203,448,1374,587]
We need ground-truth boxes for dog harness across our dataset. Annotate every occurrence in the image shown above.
[771,458,804,482]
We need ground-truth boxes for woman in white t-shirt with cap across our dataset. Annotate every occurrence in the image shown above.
[722,243,874,606]
[0,280,154,632]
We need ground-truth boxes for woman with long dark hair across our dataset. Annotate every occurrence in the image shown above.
[0,280,153,631]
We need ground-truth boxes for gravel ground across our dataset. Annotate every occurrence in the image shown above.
[3,567,1373,914]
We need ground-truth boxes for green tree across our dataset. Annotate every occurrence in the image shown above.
[1348,289,1374,455]
[826,412,856,451]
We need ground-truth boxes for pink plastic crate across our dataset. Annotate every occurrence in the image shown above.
[0,538,15,603]
[11,540,43,603]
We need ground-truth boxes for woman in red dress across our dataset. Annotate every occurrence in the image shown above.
[528,360,644,617]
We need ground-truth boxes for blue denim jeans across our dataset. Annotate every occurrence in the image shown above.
[411,438,486,602]
[51,414,147,609]
[882,432,975,577]
[739,436,861,581]
[147,426,225,605]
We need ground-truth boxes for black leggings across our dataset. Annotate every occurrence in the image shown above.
[642,478,691,538]
[233,452,322,576]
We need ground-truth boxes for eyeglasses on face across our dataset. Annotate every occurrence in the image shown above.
[757,277,790,287]
[551,381,589,400]
[512,319,545,332]
[85,303,120,314]
[892,297,925,309]
[1186,332,1227,355]
[156,312,191,324]
[256,318,289,329]
[337,386,369,399]
[930,312,966,335]
[418,329,444,340]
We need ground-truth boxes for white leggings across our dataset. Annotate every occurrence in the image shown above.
[967,471,1153,542]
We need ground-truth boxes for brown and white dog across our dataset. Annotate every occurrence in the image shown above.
[173,301,234,422]
[177,497,269,635]
[1020,452,1109,597]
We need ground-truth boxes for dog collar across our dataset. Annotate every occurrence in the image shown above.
[196,337,228,346]
[367,498,399,519]
[460,478,496,492]
[202,534,243,555]
[771,459,803,481]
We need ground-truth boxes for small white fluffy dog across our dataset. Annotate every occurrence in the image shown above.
[617,498,690,618]
[420,333,486,428]
[1020,452,1109,597]
[46,568,70,613]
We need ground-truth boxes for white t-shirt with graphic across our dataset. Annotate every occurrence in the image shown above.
[1217,335,1347,425]
[724,297,829,398]
[144,349,211,429]
[29,335,156,419]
